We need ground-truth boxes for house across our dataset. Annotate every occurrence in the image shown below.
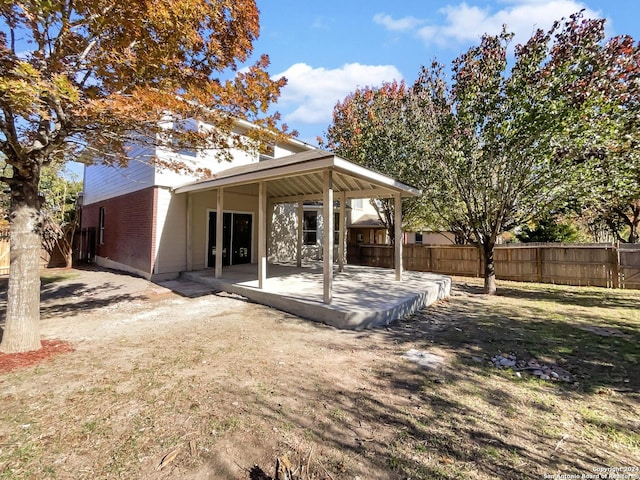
[80,120,420,304]
[80,120,314,279]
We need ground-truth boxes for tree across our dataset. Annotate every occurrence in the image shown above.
[516,216,582,243]
[40,166,82,268]
[414,14,623,294]
[579,34,640,243]
[322,81,438,245]
[0,0,288,353]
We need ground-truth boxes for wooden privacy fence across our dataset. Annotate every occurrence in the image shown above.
[0,229,53,276]
[348,243,640,289]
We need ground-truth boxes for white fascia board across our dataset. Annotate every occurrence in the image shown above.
[173,157,336,194]
[333,158,421,197]
[173,155,421,197]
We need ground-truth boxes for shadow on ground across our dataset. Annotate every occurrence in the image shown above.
[240,281,639,479]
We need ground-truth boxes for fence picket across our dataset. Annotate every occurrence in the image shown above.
[347,243,640,290]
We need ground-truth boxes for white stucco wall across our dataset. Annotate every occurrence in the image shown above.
[269,204,326,262]
[349,198,379,224]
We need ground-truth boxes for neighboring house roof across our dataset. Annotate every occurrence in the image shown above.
[173,149,420,201]
[349,214,386,228]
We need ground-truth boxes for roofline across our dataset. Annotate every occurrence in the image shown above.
[174,153,421,197]
[233,118,317,151]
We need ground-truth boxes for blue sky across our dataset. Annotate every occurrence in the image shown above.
[243,0,640,146]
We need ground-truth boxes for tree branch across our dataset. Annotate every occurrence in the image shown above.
[0,103,21,158]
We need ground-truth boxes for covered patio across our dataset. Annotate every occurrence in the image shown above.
[181,262,451,329]
[174,150,451,327]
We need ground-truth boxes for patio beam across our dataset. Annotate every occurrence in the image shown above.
[323,170,334,304]
[258,181,267,289]
[215,188,224,279]
[394,192,403,281]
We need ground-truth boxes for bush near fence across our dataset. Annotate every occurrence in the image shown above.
[348,243,640,289]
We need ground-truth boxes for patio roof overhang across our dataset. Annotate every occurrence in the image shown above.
[174,149,418,306]
[172,149,421,200]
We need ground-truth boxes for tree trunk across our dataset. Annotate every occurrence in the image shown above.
[65,248,73,268]
[482,241,497,295]
[0,178,43,353]
[627,202,639,243]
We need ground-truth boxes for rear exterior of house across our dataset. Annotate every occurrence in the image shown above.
[80,122,314,280]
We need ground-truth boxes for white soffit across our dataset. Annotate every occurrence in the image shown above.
[173,150,420,200]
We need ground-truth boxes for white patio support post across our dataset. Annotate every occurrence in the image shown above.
[296,197,303,268]
[215,188,224,278]
[186,192,193,271]
[338,192,346,272]
[323,171,334,303]
[258,181,267,289]
[394,193,403,281]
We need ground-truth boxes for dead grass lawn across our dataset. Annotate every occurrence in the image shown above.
[0,271,639,479]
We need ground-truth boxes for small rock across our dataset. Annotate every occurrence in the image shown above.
[540,374,550,380]
[499,357,516,367]
[515,372,522,378]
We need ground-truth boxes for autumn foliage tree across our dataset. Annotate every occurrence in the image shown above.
[418,14,639,294]
[0,0,288,353]
[577,34,640,243]
[323,80,448,245]
[323,81,424,245]
[325,12,638,294]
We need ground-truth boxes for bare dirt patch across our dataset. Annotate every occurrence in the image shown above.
[1,269,639,479]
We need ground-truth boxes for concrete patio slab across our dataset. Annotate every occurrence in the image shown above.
[181,263,451,329]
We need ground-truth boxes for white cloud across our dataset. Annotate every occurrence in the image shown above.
[373,13,424,32]
[377,1,604,47]
[274,63,403,125]
[311,16,332,30]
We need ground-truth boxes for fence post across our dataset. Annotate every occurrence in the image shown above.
[477,246,482,278]
[611,243,620,289]
[536,247,543,283]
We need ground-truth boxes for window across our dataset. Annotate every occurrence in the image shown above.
[98,207,105,244]
[415,232,423,244]
[334,212,340,245]
[351,198,363,209]
[303,211,317,245]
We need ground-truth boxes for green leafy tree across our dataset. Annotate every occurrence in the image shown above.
[0,0,288,353]
[322,80,443,245]
[40,166,82,268]
[516,216,582,243]
[581,34,640,243]
[414,14,622,294]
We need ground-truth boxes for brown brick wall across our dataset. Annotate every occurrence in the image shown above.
[81,188,156,274]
